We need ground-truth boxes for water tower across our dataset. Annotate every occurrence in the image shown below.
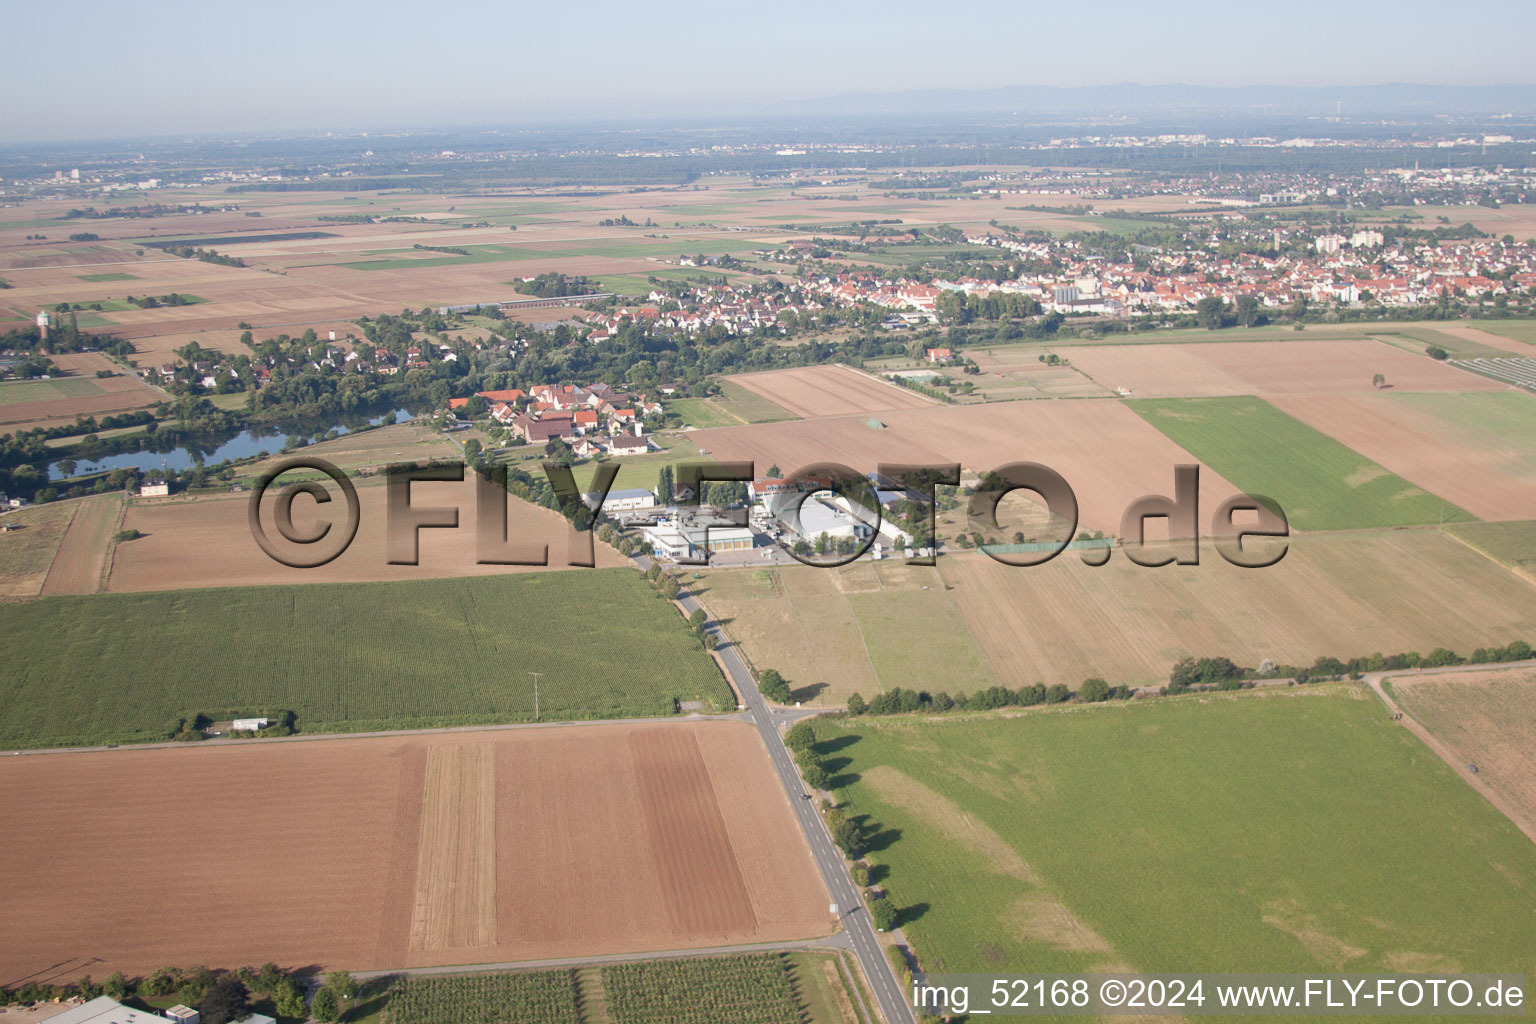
[35,310,50,340]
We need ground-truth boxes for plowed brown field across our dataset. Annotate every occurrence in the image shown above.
[0,721,828,982]
[726,365,936,419]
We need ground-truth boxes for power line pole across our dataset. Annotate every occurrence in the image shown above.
[528,672,542,722]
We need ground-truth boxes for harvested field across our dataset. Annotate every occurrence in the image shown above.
[726,365,936,419]
[692,399,1245,536]
[1194,339,1503,394]
[1054,343,1253,397]
[1053,339,1503,398]
[0,501,78,598]
[1270,391,1536,522]
[39,492,122,595]
[960,348,1111,399]
[940,530,1536,690]
[698,561,994,704]
[108,480,621,592]
[410,744,498,951]
[0,367,163,432]
[0,721,830,981]
[707,528,1536,699]
[1390,667,1536,841]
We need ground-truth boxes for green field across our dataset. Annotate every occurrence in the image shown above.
[698,560,994,704]
[76,272,138,283]
[0,569,731,748]
[1132,395,1474,530]
[383,970,581,1024]
[1463,319,1536,347]
[0,376,103,406]
[355,952,864,1024]
[667,397,743,429]
[816,688,1536,979]
[714,378,797,423]
[1448,519,1536,575]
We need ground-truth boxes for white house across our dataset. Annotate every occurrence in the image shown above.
[232,717,269,731]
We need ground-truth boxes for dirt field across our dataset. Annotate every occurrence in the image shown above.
[726,365,937,419]
[1055,344,1254,397]
[108,479,624,592]
[1270,391,1536,522]
[1196,339,1504,394]
[39,492,122,596]
[0,720,829,982]
[1049,339,1503,399]
[0,364,163,433]
[692,398,1245,536]
[704,528,1536,701]
[940,529,1536,690]
[1390,667,1536,841]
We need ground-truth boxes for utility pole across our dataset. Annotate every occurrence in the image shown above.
[529,672,542,722]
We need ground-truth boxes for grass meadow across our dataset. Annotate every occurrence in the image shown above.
[1132,395,1474,530]
[0,376,104,406]
[817,688,1536,980]
[0,569,731,748]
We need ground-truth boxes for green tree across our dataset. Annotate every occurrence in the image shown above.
[784,720,816,751]
[103,973,128,1001]
[832,818,864,857]
[1078,678,1111,702]
[273,977,306,1018]
[1196,296,1226,330]
[310,985,339,1023]
[198,975,249,1024]
[846,692,867,714]
[868,894,898,931]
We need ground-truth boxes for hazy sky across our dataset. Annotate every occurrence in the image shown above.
[12,0,1536,141]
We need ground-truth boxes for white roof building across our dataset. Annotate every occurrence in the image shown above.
[39,997,274,1024]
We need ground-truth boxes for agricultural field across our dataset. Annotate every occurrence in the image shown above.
[0,376,106,405]
[1052,337,1500,398]
[1448,519,1536,577]
[693,398,1247,536]
[0,569,731,748]
[725,365,937,419]
[814,688,1536,978]
[1132,395,1474,530]
[108,474,624,593]
[1452,319,1536,348]
[705,529,1536,701]
[1389,667,1536,840]
[38,491,122,595]
[960,347,1112,399]
[384,970,580,1024]
[1270,390,1536,522]
[362,951,867,1024]
[699,560,994,703]
[0,500,79,597]
[603,953,802,1024]
[0,720,830,979]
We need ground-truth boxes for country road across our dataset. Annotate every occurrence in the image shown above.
[1364,658,1536,844]
[658,555,917,1024]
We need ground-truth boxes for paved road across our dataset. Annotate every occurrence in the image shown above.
[656,556,916,1024]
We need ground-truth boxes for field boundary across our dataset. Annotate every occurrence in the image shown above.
[1366,660,1536,845]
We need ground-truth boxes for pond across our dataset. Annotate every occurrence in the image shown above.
[48,409,415,481]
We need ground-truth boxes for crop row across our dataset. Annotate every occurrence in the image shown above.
[386,969,579,1024]
[602,954,803,1024]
